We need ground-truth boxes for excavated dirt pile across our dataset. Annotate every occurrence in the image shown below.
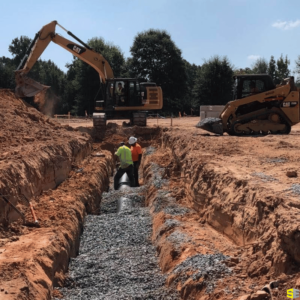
[0,89,113,299]
[0,89,92,223]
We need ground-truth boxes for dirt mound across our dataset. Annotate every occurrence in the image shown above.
[0,89,92,224]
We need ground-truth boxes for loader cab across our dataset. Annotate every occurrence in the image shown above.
[233,74,276,100]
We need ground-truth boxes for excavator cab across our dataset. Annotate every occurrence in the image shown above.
[97,79,149,109]
[96,79,161,110]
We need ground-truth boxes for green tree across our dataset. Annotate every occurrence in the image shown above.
[276,54,290,83]
[130,29,187,112]
[183,60,200,113]
[193,56,234,106]
[8,36,32,67]
[234,67,253,75]
[267,55,276,82]
[0,56,15,89]
[251,58,268,74]
[294,55,300,86]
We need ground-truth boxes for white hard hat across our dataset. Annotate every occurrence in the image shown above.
[128,136,137,145]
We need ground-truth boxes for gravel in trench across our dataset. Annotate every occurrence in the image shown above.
[57,188,179,300]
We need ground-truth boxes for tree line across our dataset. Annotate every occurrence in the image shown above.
[0,30,299,116]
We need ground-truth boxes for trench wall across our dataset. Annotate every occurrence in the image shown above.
[0,151,113,299]
[159,132,300,277]
[0,137,92,223]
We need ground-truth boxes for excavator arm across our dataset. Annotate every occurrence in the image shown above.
[15,21,114,97]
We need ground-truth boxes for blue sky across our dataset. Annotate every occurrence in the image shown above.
[1,0,300,75]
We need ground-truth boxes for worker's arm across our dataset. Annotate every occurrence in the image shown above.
[114,148,121,169]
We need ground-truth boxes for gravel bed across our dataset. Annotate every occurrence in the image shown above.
[57,188,179,300]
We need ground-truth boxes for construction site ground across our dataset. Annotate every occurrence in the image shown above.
[0,89,300,299]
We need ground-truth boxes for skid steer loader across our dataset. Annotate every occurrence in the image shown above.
[197,74,299,136]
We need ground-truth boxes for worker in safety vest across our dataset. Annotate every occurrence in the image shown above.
[128,136,142,187]
[114,142,135,190]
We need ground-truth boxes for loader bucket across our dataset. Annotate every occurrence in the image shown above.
[15,74,50,98]
[196,117,224,135]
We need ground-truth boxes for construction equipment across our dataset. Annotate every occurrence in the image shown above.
[197,74,299,136]
[15,21,163,129]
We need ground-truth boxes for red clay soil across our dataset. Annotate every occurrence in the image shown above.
[2,88,300,300]
[0,89,113,299]
[142,126,300,299]
[0,89,92,223]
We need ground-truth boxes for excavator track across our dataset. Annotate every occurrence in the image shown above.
[93,113,107,139]
[132,112,147,126]
[228,109,291,136]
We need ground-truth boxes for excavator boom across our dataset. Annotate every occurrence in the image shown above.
[15,21,114,97]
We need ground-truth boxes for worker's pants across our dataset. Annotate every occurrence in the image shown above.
[133,161,140,187]
[114,165,135,190]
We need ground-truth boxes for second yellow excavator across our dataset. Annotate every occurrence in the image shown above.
[15,21,163,129]
[197,74,299,135]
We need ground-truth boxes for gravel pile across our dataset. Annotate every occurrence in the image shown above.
[285,183,300,196]
[57,188,179,300]
[144,146,156,156]
[251,172,278,182]
[195,117,222,128]
[172,253,231,293]
[266,157,287,164]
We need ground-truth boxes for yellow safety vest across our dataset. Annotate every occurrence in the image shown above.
[115,146,133,168]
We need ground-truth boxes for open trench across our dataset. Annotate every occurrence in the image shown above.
[51,129,257,300]
[1,123,299,300]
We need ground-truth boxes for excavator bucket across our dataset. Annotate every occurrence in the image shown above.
[196,117,224,135]
[15,73,50,98]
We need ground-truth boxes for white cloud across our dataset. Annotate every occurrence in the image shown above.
[272,20,300,30]
[247,55,260,60]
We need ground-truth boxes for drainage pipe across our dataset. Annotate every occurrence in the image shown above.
[117,173,133,213]
[118,173,131,190]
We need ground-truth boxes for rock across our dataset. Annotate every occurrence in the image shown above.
[250,291,271,300]
[286,170,297,178]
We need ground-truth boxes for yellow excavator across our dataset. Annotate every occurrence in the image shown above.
[197,74,299,135]
[15,21,163,128]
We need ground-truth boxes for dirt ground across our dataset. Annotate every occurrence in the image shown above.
[1,89,300,299]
